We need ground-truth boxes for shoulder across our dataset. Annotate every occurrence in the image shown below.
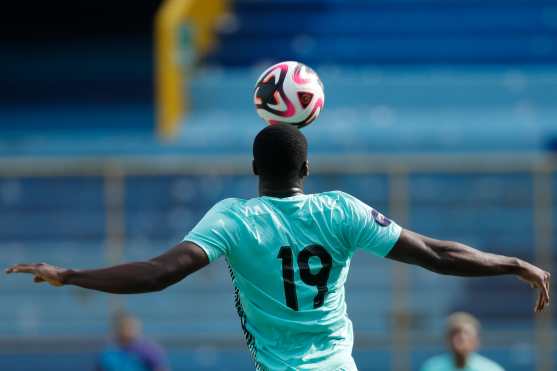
[420,354,451,371]
[304,191,355,216]
[194,198,247,228]
[309,191,374,225]
[204,198,250,220]
[321,190,366,207]
[319,191,371,218]
[206,197,273,225]
[315,190,358,207]
[471,353,505,371]
[211,197,246,213]
[319,190,352,200]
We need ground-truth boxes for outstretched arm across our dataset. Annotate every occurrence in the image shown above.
[387,229,551,312]
[5,241,209,294]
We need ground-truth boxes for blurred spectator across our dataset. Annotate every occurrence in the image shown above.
[97,312,169,371]
[421,312,504,371]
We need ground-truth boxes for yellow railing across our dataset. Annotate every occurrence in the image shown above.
[155,0,229,140]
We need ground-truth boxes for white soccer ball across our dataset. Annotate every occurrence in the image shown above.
[254,61,325,128]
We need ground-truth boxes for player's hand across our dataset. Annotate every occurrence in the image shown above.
[517,261,551,312]
[5,263,67,287]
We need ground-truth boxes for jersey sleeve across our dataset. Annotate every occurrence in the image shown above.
[340,192,402,257]
[182,199,238,262]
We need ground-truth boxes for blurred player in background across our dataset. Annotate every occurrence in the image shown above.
[421,312,504,371]
[6,125,550,370]
[97,312,168,371]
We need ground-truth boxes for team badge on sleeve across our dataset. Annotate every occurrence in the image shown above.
[371,209,392,227]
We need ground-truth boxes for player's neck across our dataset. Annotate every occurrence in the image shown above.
[259,178,305,198]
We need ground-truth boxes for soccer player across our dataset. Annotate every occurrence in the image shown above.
[420,312,504,371]
[6,124,551,371]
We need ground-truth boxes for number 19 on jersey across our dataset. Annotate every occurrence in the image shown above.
[277,245,332,311]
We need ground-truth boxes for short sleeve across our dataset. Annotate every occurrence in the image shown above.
[340,192,402,257]
[183,199,238,262]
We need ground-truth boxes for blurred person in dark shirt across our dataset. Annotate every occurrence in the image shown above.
[97,312,169,371]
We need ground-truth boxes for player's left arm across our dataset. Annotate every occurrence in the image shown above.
[5,241,209,294]
[386,229,551,312]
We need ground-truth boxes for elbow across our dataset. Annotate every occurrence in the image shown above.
[143,273,177,292]
[421,241,456,275]
[147,274,174,293]
[148,261,188,292]
[131,261,171,293]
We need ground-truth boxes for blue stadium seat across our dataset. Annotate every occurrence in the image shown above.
[208,0,557,66]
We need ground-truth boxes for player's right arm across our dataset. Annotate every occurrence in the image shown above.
[5,199,236,293]
[386,229,551,312]
[4,241,209,294]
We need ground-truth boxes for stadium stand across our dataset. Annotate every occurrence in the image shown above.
[1,0,556,370]
[209,0,557,66]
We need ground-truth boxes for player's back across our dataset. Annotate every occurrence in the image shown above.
[185,191,401,371]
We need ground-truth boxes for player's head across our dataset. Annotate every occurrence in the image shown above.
[113,312,141,346]
[445,312,480,358]
[252,124,309,181]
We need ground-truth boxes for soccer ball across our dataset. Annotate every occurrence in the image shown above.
[254,61,324,128]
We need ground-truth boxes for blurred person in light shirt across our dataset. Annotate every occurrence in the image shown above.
[421,312,504,371]
[97,312,169,371]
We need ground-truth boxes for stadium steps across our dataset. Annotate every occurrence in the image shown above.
[208,0,557,65]
[184,67,557,154]
[1,67,556,156]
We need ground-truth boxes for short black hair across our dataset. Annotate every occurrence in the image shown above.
[253,124,308,180]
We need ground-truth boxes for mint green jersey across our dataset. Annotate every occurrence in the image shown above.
[184,191,401,371]
[420,353,505,371]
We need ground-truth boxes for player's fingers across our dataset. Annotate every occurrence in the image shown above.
[547,273,551,303]
[5,264,38,274]
[537,284,546,311]
[536,290,544,312]
[543,276,550,305]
